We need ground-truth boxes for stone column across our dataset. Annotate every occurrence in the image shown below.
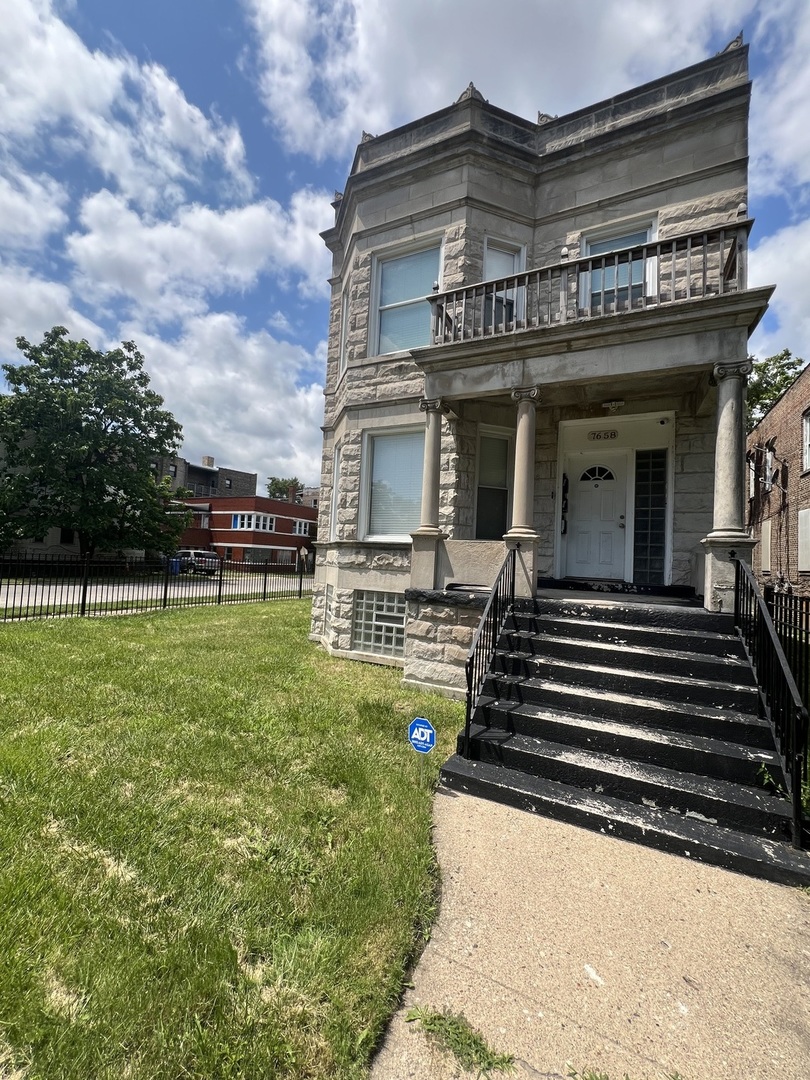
[506,387,539,598]
[410,398,447,590]
[417,398,443,532]
[701,359,755,612]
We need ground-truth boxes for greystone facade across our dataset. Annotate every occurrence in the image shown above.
[310,41,773,696]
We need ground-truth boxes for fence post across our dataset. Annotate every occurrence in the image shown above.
[79,554,90,616]
[217,555,225,605]
[297,558,304,599]
[262,560,269,601]
[162,555,170,609]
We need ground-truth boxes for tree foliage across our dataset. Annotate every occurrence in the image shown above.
[0,327,186,555]
[747,348,806,432]
[266,475,302,501]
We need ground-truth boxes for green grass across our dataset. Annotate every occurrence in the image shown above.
[406,1006,515,1077]
[0,601,463,1079]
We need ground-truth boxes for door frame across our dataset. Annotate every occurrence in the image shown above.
[554,413,675,583]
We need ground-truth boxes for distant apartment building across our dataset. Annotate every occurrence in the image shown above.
[181,495,317,564]
[152,454,257,498]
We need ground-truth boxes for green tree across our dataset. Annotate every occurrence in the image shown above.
[266,475,302,501]
[0,326,185,556]
[747,348,805,432]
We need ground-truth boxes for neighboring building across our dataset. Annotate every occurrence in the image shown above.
[310,39,773,694]
[300,486,320,509]
[152,454,257,498]
[181,496,317,564]
[747,364,810,594]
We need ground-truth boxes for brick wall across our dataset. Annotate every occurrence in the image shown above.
[747,365,810,594]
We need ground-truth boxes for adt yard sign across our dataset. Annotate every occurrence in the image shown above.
[408,717,436,754]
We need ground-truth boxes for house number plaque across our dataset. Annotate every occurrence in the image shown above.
[587,430,619,441]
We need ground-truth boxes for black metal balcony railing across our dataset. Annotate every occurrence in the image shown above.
[430,221,750,346]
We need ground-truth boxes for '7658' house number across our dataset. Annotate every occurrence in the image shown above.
[587,430,619,441]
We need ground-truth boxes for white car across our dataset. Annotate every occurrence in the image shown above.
[175,549,220,575]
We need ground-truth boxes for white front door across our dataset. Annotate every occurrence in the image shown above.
[565,454,628,579]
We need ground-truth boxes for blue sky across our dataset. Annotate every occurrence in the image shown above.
[1,0,808,486]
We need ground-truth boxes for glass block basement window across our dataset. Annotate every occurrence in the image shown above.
[352,590,407,657]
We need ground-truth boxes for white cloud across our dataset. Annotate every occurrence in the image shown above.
[749,0,810,203]
[0,166,68,248]
[65,186,334,324]
[749,220,810,362]
[0,262,104,359]
[243,0,755,161]
[0,0,253,210]
[127,313,326,483]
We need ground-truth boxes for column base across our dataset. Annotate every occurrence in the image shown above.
[410,529,447,590]
[504,535,538,599]
[700,532,755,613]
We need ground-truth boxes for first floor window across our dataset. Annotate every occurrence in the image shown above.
[761,518,771,573]
[366,430,424,538]
[799,509,810,571]
[377,244,441,354]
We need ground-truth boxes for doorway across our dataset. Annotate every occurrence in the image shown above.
[564,452,629,579]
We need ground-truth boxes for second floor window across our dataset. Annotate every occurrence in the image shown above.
[803,413,810,472]
[376,244,441,354]
[232,514,274,531]
[293,520,310,535]
[579,222,655,314]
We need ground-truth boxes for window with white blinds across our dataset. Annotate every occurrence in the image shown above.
[377,245,440,354]
[366,430,424,537]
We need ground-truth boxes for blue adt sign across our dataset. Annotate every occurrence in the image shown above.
[408,717,436,754]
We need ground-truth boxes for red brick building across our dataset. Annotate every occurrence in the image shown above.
[747,364,810,594]
[181,496,317,565]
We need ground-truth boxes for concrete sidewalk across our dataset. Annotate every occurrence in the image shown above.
[371,790,810,1080]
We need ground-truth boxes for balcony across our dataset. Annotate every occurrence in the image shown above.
[429,221,751,347]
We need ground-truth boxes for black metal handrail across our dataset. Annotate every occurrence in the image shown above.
[733,560,808,848]
[463,545,518,758]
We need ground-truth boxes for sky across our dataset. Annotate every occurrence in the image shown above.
[1,0,808,488]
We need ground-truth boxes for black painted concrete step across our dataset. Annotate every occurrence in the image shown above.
[439,755,810,887]
[500,631,754,683]
[463,726,793,839]
[510,599,735,635]
[505,616,745,659]
[489,654,758,710]
[484,671,761,731]
[472,699,779,784]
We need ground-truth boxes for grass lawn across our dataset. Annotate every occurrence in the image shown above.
[0,601,463,1079]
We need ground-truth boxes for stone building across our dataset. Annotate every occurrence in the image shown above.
[310,39,773,695]
[747,363,810,595]
[151,454,257,498]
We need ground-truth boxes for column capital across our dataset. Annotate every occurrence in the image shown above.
[511,386,540,404]
[419,397,448,414]
[713,359,752,382]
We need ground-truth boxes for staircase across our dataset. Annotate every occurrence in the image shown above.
[441,591,810,887]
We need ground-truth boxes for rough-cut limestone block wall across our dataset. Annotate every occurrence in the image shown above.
[672,412,715,590]
[444,418,476,538]
[402,593,487,697]
[311,546,412,650]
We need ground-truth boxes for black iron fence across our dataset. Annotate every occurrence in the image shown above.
[463,545,518,758]
[0,553,313,622]
[734,561,808,848]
